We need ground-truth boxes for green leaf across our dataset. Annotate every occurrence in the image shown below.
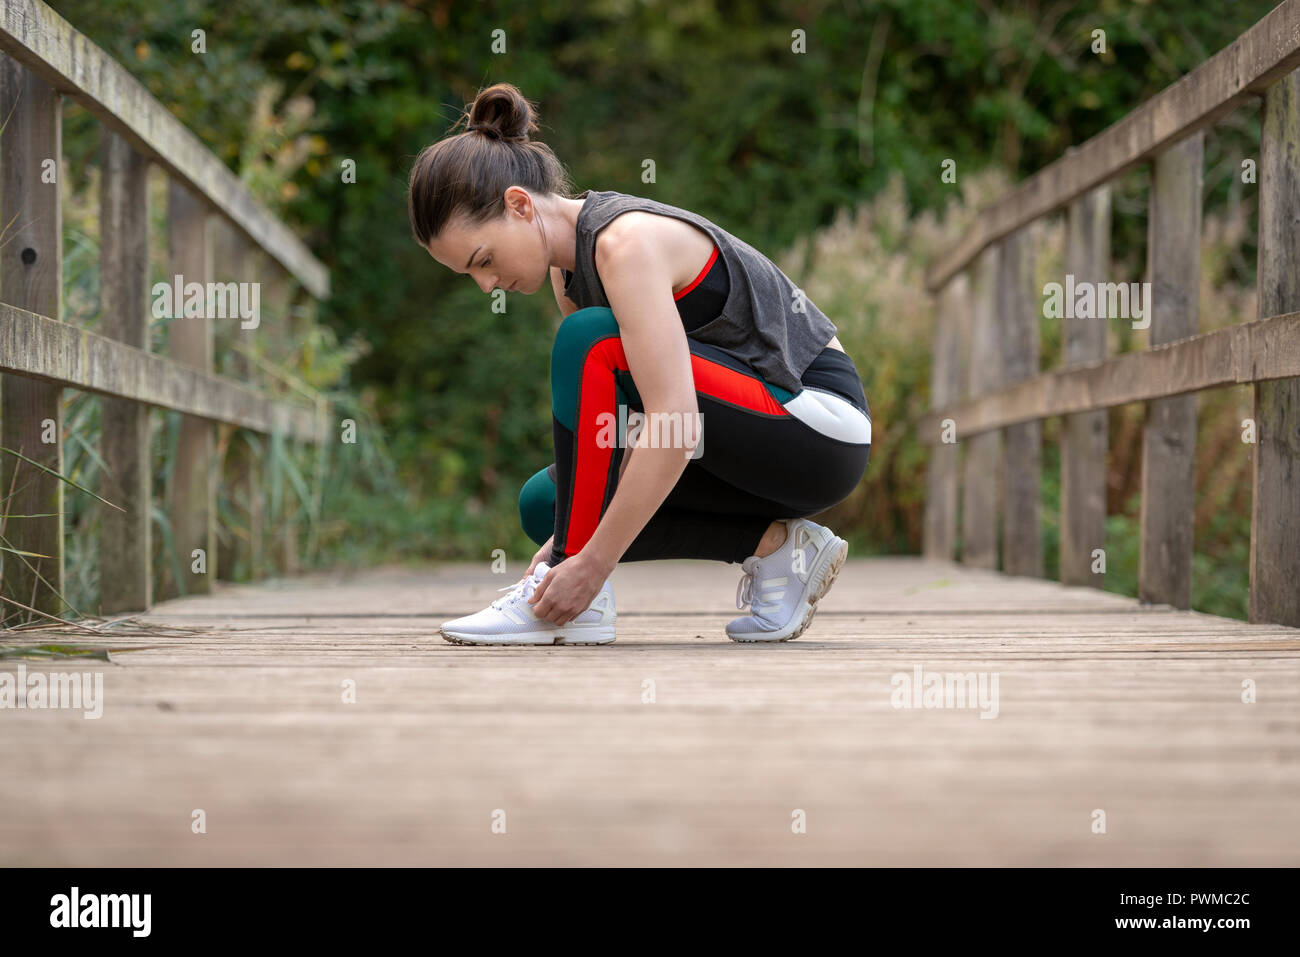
[0,446,125,512]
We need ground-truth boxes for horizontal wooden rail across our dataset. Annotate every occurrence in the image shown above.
[925,0,1300,292]
[919,309,1300,441]
[0,303,328,442]
[0,0,329,299]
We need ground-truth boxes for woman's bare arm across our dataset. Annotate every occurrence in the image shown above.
[550,266,579,317]
[574,225,700,570]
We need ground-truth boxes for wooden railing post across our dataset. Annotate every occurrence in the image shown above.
[1139,132,1204,609]
[961,246,1001,569]
[998,226,1042,577]
[97,128,152,613]
[923,274,969,561]
[212,217,262,582]
[1060,185,1111,587]
[162,181,216,597]
[1250,69,1300,626]
[259,262,299,576]
[0,59,64,620]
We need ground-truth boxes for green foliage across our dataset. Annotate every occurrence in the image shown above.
[43,0,1274,617]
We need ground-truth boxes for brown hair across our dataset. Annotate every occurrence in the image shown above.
[407,83,576,248]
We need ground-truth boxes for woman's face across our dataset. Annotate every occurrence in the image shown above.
[424,188,548,295]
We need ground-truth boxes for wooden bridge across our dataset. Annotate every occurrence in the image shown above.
[2,0,1299,866]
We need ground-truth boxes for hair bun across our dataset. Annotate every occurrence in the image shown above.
[465,82,538,143]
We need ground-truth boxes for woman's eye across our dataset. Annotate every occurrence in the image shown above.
[481,258,491,268]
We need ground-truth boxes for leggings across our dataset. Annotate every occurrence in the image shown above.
[518,307,872,566]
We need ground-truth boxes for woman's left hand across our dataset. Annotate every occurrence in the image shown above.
[529,551,614,625]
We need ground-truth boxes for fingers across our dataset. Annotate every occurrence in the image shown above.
[529,570,555,621]
[528,567,584,626]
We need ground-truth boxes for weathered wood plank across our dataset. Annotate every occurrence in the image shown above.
[922,274,967,561]
[919,309,1300,440]
[0,0,329,299]
[164,182,216,598]
[97,127,152,614]
[1,558,1296,867]
[0,58,64,620]
[1250,69,1300,627]
[960,248,1000,569]
[998,228,1042,578]
[1060,186,1110,587]
[1140,133,1204,610]
[925,0,1300,291]
[0,303,324,440]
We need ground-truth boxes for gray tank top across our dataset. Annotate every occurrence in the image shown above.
[561,189,838,394]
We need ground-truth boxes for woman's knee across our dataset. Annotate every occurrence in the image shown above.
[551,307,620,424]
[518,464,557,546]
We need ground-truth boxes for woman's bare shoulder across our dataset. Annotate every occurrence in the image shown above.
[597,210,716,295]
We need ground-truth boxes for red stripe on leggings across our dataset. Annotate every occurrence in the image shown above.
[562,335,789,557]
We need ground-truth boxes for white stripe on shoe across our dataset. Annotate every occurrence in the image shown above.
[727,519,849,642]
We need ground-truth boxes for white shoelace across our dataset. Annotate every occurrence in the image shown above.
[735,524,814,615]
[735,571,778,615]
[491,570,542,610]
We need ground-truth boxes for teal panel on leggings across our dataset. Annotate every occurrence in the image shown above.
[518,465,556,547]
[551,307,621,431]
[765,381,796,404]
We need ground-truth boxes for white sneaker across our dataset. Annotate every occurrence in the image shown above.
[726,519,848,642]
[439,561,617,645]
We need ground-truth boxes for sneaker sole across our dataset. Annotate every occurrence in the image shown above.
[728,536,848,643]
[439,624,616,646]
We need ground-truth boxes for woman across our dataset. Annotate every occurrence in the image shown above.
[408,83,871,646]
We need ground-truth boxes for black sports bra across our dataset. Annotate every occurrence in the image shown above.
[674,244,728,333]
[675,245,865,412]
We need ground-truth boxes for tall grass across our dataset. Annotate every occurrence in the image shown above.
[0,100,415,623]
[780,168,1257,619]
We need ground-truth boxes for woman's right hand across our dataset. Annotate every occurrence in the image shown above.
[527,535,555,577]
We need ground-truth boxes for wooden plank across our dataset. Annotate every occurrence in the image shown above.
[2,558,1297,867]
[0,303,325,440]
[925,0,1300,292]
[0,58,64,621]
[919,309,1300,440]
[1250,69,1300,627]
[922,274,967,560]
[1140,132,1204,610]
[0,0,329,299]
[97,127,151,613]
[164,182,216,597]
[1060,186,1111,587]
[960,248,1000,569]
[997,228,1042,578]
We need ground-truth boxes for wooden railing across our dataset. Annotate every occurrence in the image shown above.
[0,0,330,621]
[921,0,1300,627]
